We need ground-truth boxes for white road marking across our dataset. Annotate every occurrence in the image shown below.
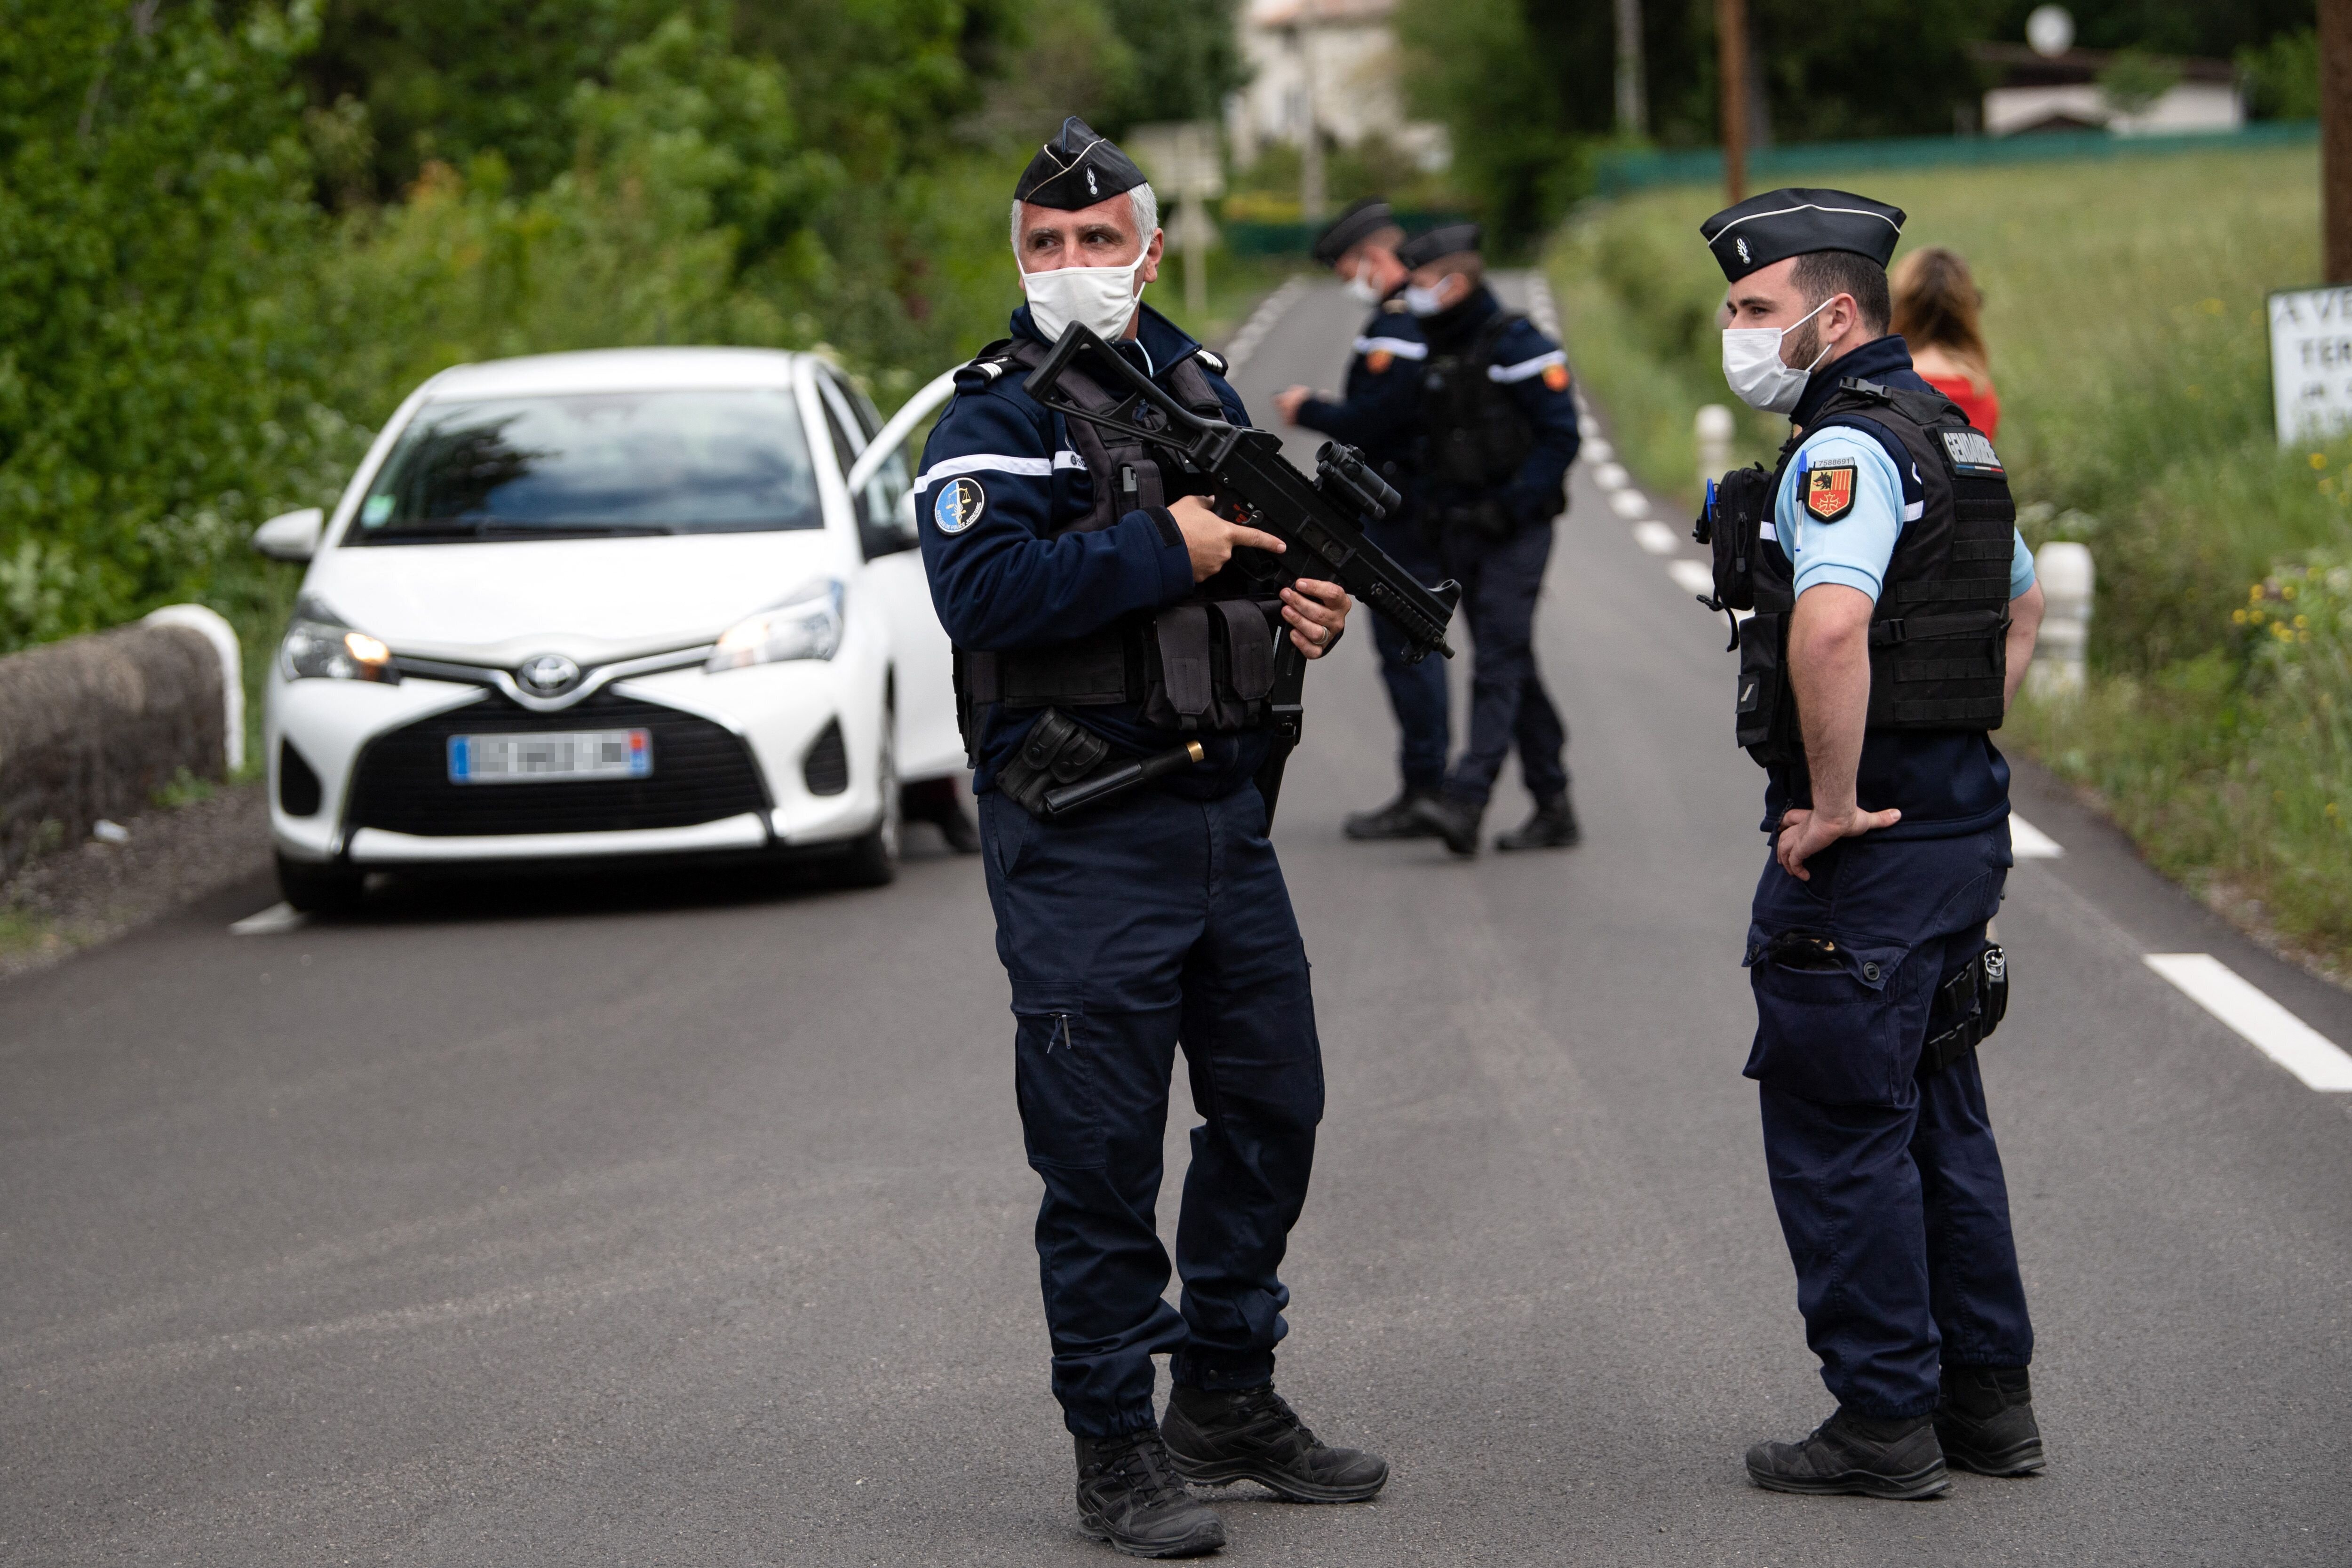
[1580,436,1614,463]
[2010,815,2063,858]
[1633,520,1681,556]
[1591,462,1630,491]
[1524,274,1562,337]
[1667,560,1716,597]
[1607,488,1651,520]
[230,903,308,937]
[2143,954,2352,1091]
[1219,276,1311,373]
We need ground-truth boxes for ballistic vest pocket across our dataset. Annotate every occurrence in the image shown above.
[1735,612,1796,764]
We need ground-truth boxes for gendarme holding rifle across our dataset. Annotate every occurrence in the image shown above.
[914,117,1400,1559]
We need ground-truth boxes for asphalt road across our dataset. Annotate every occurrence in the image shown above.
[7,277,2352,1567]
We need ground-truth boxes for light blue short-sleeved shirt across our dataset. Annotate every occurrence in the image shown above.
[1769,429,2036,602]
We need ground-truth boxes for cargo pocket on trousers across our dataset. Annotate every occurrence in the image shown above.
[1013,1002,1106,1169]
[1743,935,1915,1106]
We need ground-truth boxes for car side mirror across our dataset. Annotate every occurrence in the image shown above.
[252,507,325,562]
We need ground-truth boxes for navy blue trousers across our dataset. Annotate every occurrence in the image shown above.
[978,785,1324,1437]
[1438,520,1566,807]
[1367,518,1451,793]
[1745,823,2035,1418]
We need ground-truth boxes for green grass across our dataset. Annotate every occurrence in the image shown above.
[1548,147,2352,968]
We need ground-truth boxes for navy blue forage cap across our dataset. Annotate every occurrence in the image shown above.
[1701,188,1905,282]
[1395,222,1482,269]
[1312,198,1396,266]
[1014,117,1148,210]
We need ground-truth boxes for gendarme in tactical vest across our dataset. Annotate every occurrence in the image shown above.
[1697,376,2016,766]
[949,337,1290,751]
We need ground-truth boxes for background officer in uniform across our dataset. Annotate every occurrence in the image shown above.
[1699,188,2051,1499]
[1390,224,1583,857]
[916,118,1386,1558]
[1272,199,1450,840]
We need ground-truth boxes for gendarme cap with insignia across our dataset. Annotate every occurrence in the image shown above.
[1014,116,1148,211]
[1701,187,1905,282]
[1396,222,1482,270]
[1312,198,1397,266]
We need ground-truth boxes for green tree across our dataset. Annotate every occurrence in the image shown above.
[0,1,350,650]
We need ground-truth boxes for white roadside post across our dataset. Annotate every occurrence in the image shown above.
[1695,403,1734,492]
[2029,541,2093,699]
[1129,121,1224,322]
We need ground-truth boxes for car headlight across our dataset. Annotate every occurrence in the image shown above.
[279,600,399,684]
[707,580,844,671]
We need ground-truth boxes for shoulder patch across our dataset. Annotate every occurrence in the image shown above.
[933,476,987,534]
[1542,362,1571,391]
[1366,349,1393,374]
[1192,348,1227,375]
[1804,462,1857,523]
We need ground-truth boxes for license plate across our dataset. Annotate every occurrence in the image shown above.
[448,728,652,784]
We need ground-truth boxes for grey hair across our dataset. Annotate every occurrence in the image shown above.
[1009,183,1160,256]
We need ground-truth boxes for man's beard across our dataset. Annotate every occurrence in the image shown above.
[1785,312,1826,376]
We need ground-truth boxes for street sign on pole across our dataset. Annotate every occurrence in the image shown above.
[2270,286,2352,444]
[1129,121,1225,321]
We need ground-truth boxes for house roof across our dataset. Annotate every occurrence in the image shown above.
[1967,42,2239,89]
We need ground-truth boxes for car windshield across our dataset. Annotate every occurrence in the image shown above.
[347,389,824,542]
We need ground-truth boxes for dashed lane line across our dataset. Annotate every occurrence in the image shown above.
[1633,520,1681,556]
[230,902,307,936]
[2010,815,2064,859]
[1220,276,1311,374]
[1590,462,1631,492]
[1607,488,1653,520]
[1666,559,1715,598]
[2144,953,2352,1092]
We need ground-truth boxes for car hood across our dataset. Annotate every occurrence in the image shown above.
[302,531,847,665]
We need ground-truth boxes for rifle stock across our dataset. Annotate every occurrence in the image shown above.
[1020,325,1460,662]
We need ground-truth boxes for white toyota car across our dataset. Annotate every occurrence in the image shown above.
[253,347,965,913]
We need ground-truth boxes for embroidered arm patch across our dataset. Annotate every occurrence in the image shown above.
[1804,462,1857,523]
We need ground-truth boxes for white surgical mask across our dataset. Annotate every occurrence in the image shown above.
[1343,258,1381,306]
[1023,255,1146,343]
[1720,294,1836,414]
[1402,275,1457,318]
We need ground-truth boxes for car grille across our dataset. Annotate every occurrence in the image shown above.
[347,693,768,837]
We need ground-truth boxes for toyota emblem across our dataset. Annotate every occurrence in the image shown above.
[518,653,580,694]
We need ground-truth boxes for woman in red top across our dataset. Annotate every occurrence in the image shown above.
[1891,246,2000,438]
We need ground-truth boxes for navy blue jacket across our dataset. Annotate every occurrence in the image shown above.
[916,302,1269,797]
[1294,300,1426,457]
[1410,285,1581,526]
[1762,334,2010,840]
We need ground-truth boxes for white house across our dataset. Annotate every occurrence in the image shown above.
[1971,42,2243,137]
[1226,0,1449,173]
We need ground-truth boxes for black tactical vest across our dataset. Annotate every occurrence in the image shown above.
[1732,377,2015,766]
[1419,310,1535,491]
[949,338,1287,748]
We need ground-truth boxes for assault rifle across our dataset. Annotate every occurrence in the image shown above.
[1021,323,1462,661]
[1021,324,1462,823]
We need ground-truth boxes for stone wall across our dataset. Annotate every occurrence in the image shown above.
[0,621,228,882]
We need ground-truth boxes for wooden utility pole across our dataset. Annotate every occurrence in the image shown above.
[1614,0,1647,137]
[2326,0,2352,281]
[1716,0,1748,203]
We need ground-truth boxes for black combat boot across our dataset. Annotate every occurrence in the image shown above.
[1935,1366,2045,1476]
[1493,791,1581,851]
[1161,1383,1389,1503]
[1745,1407,1951,1499]
[1343,787,1441,841]
[1409,792,1484,858]
[1074,1428,1227,1558]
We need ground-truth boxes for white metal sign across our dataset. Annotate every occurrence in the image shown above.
[2270,286,2352,445]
